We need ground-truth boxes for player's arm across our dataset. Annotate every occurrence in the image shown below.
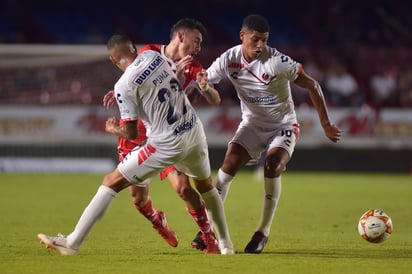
[196,70,221,105]
[105,117,138,140]
[103,90,117,110]
[294,70,341,143]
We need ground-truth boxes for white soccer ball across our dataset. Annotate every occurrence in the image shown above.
[358,209,393,243]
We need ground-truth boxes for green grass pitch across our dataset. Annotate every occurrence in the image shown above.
[0,171,411,273]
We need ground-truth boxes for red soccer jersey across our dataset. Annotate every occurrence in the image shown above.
[117,119,147,162]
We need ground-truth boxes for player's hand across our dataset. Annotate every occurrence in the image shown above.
[105,117,118,134]
[196,70,209,90]
[176,55,193,84]
[323,122,342,143]
[103,90,116,109]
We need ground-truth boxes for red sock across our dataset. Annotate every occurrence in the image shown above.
[137,197,158,225]
[188,203,211,233]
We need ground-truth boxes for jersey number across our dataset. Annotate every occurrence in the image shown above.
[157,79,187,125]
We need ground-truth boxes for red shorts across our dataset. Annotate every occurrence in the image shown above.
[159,165,177,180]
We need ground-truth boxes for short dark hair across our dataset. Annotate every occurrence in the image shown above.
[242,14,270,33]
[107,34,132,50]
[170,18,207,39]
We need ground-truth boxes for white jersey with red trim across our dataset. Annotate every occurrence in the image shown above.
[207,45,302,128]
[114,50,199,146]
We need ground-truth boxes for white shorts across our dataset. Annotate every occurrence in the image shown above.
[230,121,299,161]
[117,125,211,185]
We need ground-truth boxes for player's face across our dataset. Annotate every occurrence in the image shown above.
[108,43,136,71]
[240,29,269,62]
[109,48,127,71]
[179,29,203,57]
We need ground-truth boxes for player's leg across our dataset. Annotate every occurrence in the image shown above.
[245,124,297,254]
[180,143,234,254]
[165,169,212,251]
[38,168,130,256]
[244,148,288,254]
[215,124,259,202]
[192,176,232,254]
[38,143,163,256]
[129,184,178,247]
[215,142,251,201]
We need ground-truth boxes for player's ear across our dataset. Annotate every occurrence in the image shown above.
[109,55,116,64]
[178,31,185,42]
[240,30,244,41]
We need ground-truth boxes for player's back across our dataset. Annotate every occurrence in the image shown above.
[120,50,199,146]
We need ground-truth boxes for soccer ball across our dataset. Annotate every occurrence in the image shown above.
[358,209,393,243]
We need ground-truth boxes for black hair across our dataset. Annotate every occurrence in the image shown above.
[107,34,132,49]
[242,14,270,33]
[170,18,207,39]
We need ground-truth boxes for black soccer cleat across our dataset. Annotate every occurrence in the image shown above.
[244,231,268,254]
[191,231,206,251]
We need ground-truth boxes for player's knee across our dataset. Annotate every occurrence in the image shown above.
[130,189,148,208]
[131,196,146,208]
[175,184,194,200]
[264,159,285,178]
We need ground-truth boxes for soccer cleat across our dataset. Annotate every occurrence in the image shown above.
[220,246,235,255]
[218,240,235,255]
[152,211,178,247]
[201,231,220,254]
[37,233,78,256]
[191,231,206,251]
[244,231,268,254]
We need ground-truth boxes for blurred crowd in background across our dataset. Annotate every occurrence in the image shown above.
[0,0,411,109]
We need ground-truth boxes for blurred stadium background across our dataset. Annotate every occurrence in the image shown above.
[0,0,411,173]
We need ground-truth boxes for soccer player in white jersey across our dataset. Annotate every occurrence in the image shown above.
[37,39,234,255]
[205,14,342,254]
[103,20,222,253]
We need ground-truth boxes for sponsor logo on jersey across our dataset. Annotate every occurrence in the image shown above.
[174,115,196,136]
[228,62,244,69]
[134,55,165,87]
[241,94,277,105]
[152,70,170,86]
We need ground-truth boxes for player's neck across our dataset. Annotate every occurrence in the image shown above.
[164,42,181,62]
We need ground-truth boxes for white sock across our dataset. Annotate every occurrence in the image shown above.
[201,188,233,248]
[256,176,281,236]
[214,169,234,202]
[67,185,117,249]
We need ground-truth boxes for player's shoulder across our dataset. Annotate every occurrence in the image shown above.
[189,58,204,69]
[224,45,242,57]
[215,45,242,64]
[264,46,282,59]
[138,44,162,54]
[128,50,165,76]
[264,46,297,64]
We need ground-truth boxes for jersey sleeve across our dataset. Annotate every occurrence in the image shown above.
[206,52,228,85]
[275,52,302,81]
[114,80,139,122]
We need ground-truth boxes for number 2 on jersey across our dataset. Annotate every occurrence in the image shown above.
[157,79,187,125]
